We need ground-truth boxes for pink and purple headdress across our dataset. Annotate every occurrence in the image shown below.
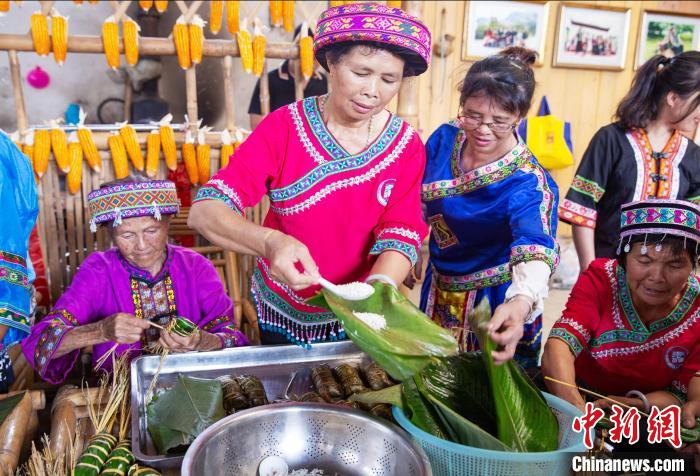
[314,3,431,77]
[88,180,179,232]
[617,199,700,254]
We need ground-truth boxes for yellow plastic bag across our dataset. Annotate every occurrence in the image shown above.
[518,97,574,170]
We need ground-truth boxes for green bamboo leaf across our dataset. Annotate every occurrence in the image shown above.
[401,378,449,440]
[309,282,458,380]
[349,384,403,408]
[469,298,559,452]
[0,392,25,427]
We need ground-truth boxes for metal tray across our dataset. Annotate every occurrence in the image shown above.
[130,341,368,469]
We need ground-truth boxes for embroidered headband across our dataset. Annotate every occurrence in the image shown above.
[617,199,700,254]
[314,2,431,77]
[87,180,179,232]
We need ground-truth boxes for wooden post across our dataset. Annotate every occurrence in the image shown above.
[185,67,198,130]
[396,1,423,129]
[123,76,133,123]
[223,55,236,131]
[292,61,304,102]
[7,51,28,133]
[260,61,271,116]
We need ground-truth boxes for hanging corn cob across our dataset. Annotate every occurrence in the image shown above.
[33,129,50,178]
[182,130,199,185]
[0,1,10,12]
[196,127,211,184]
[66,132,83,195]
[108,132,129,179]
[219,128,233,170]
[30,12,50,56]
[386,0,402,8]
[119,123,145,171]
[299,22,314,80]
[173,16,191,69]
[123,16,140,66]
[269,0,282,28]
[88,0,99,3]
[138,0,153,11]
[237,18,253,74]
[225,0,239,34]
[209,0,223,35]
[22,130,34,167]
[329,1,344,6]
[50,122,71,173]
[252,18,266,77]
[146,130,160,178]
[77,109,101,173]
[158,114,177,171]
[102,16,121,70]
[153,0,168,13]
[282,0,294,33]
[51,10,68,65]
[73,0,84,4]
[9,131,21,150]
[189,15,205,65]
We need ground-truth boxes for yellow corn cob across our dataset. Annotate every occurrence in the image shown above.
[282,1,294,33]
[31,12,50,56]
[225,1,239,34]
[159,122,177,171]
[23,144,34,167]
[299,23,313,80]
[196,143,211,184]
[102,16,120,69]
[67,134,83,194]
[209,0,223,34]
[123,17,140,66]
[51,12,68,65]
[0,1,10,12]
[108,133,129,179]
[73,0,84,4]
[329,1,344,6]
[154,0,168,13]
[173,16,191,69]
[50,126,70,173]
[386,1,402,8]
[146,130,160,178]
[88,0,99,3]
[219,129,233,170]
[119,124,145,171]
[182,131,199,185]
[189,15,204,65]
[269,1,282,28]
[252,20,266,77]
[33,129,50,177]
[237,19,253,74]
[78,128,101,172]
[138,0,153,11]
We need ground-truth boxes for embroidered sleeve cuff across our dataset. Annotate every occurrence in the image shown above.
[369,239,419,267]
[216,327,250,348]
[548,327,585,357]
[194,182,245,216]
[510,244,559,271]
[34,324,79,384]
[559,198,597,229]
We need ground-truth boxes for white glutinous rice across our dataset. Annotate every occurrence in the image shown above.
[353,311,387,331]
[335,281,374,299]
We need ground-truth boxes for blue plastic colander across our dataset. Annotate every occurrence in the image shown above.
[392,392,590,476]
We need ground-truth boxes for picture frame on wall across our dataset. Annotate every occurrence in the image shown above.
[461,1,549,64]
[552,3,632,71]
[635,10,700,69]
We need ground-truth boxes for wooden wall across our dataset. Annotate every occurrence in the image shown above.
[413,0,699,237]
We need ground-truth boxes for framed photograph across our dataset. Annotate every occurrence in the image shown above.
[552,3,631,70]
[461,1,549,64]
[635,10,700,69]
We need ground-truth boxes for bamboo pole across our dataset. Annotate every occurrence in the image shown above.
[0,392,32,476]
[396,1,422,128]
[292,60,304,102]
[0,390,45,411]
[123,76,133,123]
[260,61,271,116]
[0,34,300,59]
[223,55,236,131]
[185,67,198,132]
[7,51,28,134]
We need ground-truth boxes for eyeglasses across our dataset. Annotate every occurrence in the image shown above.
[457,114,517,134]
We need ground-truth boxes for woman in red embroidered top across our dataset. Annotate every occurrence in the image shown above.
[559,52,700,271]
[543,200,700,418]
[189,4,431,346]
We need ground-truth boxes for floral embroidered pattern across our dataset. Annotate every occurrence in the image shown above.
[433,263,511,292]
[194,185,243,215]
[369,239,418,266]
[620,206,699,231]
[571,175,605,202]
[216,328,248,348]
[522,161,557,236]
[627,129,686,200]
[0,307,30,333]
[0,250,29,290]
[377,226,422,245]
[549,328,584,356]
[510,244,559,270]
[33,309,79,377]
[421,139,531,201]
[270,126,413,216]
[130,275,177,321]
[559,198,597,228]
[203,179,245,212]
